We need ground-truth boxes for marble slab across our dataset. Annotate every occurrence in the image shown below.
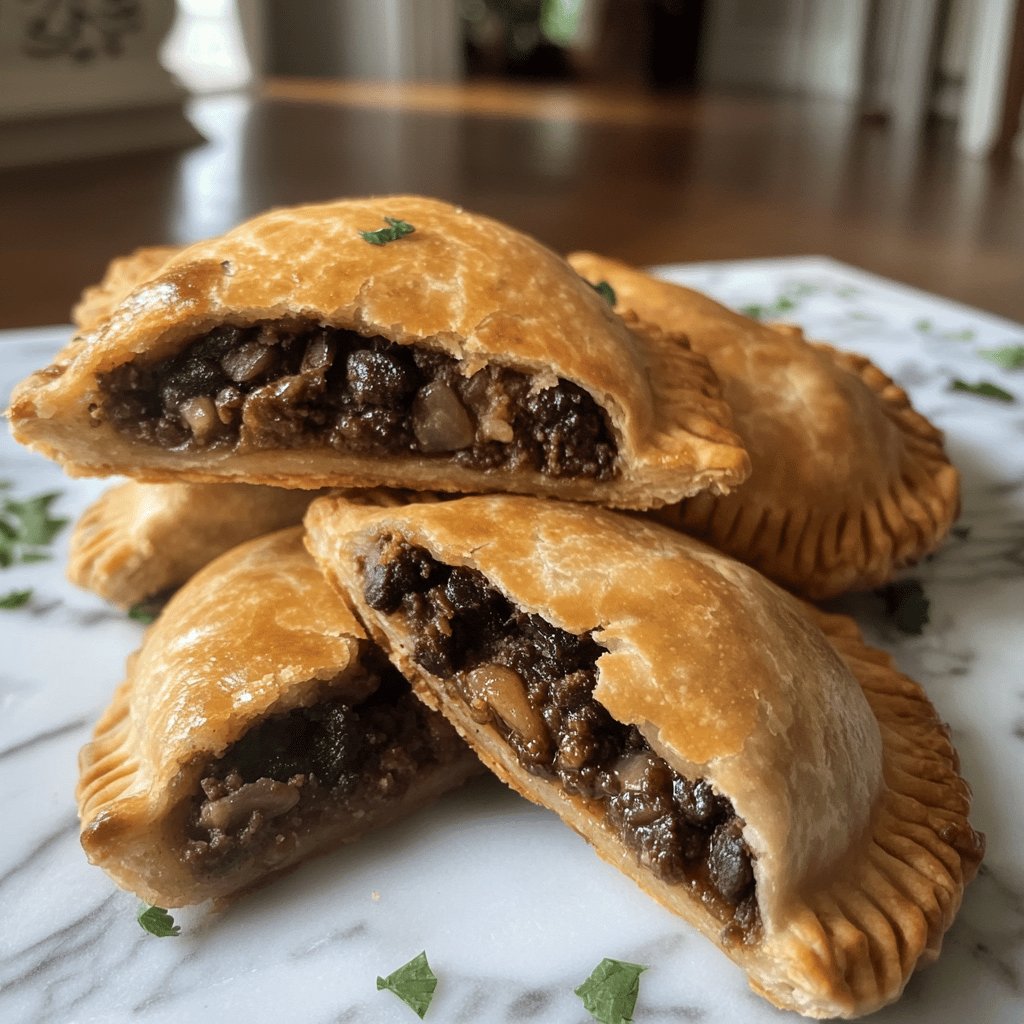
[1,257,1021,1023]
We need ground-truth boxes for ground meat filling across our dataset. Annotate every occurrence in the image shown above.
[183,654,462,876]
[363,537,760,937]
[95,321,618,480]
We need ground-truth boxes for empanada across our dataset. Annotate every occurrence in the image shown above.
[9,197,748,510]
[73,244,183,332]
[69,480,318,607]
[77,527,480,907]
[304,493,983,1019]
[568,253,959,597]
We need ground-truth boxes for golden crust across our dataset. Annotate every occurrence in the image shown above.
[77,527,479,906]
[760,605,984,1016]
[72,245,183,332]
[68,481,318,607]
[567,253,960,596]
[303,493,982,1019]
[9,197,748,509]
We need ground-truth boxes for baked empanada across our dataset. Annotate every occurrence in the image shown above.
[69,480,318,607]
[72,244,183,332]
[77,527,479,907]
[568,253,960,597]
[304,494,983,1019]
[9,197,748,510]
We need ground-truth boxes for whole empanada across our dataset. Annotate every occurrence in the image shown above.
[9,197,748,510]
[77,527,480,907]
[568,253,959,597]
[304,493,983,1019]
[69,480,318,607]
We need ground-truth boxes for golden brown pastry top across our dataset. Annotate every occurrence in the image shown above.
[304,493,982,1018]
[77,525,479,907]
[79,528,366,814]
[72,245,183,332]
[568,252,960,596]
[304,493,883,929]
[9,198,748,508]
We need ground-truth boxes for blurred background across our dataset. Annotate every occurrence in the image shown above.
[1,0,1022,327]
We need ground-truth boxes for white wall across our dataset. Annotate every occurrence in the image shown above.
[700,0,871,100]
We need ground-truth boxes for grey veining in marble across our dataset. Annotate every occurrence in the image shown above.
[1,258,1021,1023]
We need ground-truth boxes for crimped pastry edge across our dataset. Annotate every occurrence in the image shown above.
[568,251,959,594]
[303,498,983,1019]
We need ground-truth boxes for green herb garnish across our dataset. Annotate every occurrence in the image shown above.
[0,490,67,567]
[137,905,180,937]
[590,280,617,306]
[914,320,975,341]
[949,379,1015,402]
[877,579,930,635]
[128,602,158,624]
[740,294,796,321]
[0,589,32,609]
[360,217,415,246]
[376,951,437,1018]
[574,958,648,1024]
[979,345,1024,370]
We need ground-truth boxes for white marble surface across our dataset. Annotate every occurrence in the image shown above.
[1,257,1022,1023]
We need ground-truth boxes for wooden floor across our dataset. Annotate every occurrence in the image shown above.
[2,79,1023,329]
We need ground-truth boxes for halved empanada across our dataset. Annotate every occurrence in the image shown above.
[69,481,318,607]
[77,527,480,907]
[568,253,960,597]
[9,197,747,510]
[304,493,983,1019]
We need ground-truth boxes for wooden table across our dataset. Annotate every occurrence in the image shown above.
[2,78,1023,329]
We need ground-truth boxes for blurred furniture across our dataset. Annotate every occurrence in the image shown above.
[959,0,1024,154]
[0,0,201,169]
[1,78,1022,330]
[266,0,463,82]
[689,0,1024,156]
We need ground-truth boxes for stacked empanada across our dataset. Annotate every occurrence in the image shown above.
[7,196,981,1019]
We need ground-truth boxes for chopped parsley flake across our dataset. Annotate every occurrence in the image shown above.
[360,217,416,246]
[949,379,1015,402]
[740,294,796,321]
[137,905,180,937]
[590,280,617,305]
[0,589,32,609]
[128,602,159,624]
[979,345,1024,370]
[376,951,437,1018]
[0,490,67,568]
[575,958,648,1024]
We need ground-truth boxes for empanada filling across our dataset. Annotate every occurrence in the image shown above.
[95,322,618,480]
[182,650,464,876]
[362,536,760,938]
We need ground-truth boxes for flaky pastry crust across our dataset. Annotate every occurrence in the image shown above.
[568,253,960,596]
[304,493,982,1019]
[9,197,748,509]
[68,481,318,606]
[72,245,183,332]
[77,528,479,907]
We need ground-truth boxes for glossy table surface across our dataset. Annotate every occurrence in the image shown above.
[1,78,1023,330]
